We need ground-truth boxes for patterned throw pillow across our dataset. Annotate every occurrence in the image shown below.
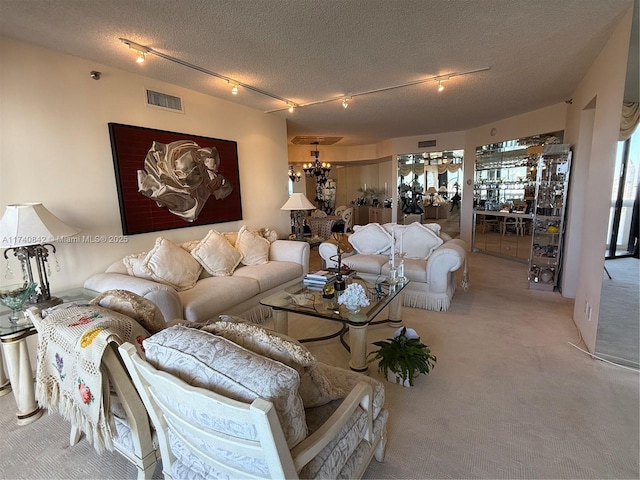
[143,325,307,447]
[202,320,346,408]
[90,289,165,334]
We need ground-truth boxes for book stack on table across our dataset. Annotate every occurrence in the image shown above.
[303,270,337,288]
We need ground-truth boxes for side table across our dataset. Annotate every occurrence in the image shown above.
[0,287,98,425]
[0,316,43,425]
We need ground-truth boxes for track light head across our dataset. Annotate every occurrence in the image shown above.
[120,38,149,64]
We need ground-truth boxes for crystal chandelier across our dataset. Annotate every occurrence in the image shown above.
[288,165,301,182]
[303,143,331,185]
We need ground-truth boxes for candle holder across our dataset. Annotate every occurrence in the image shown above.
[397,252,407,283]
[388,265,399,284]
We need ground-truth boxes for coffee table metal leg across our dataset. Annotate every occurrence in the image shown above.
[388,292,404,329]
[2,333,43,425]
[348,323,368,373]
[273,309,289,335]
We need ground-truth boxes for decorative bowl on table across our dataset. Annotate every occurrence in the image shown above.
[284,285,314,306]
[0,282,37,323]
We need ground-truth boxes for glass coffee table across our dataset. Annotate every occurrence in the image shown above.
[0,287,98,425]
[260,275,409,373]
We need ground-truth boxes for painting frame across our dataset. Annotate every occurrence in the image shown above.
[108,123,243,235]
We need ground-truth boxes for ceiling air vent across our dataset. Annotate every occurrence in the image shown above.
[145,89,184,113]
[418,140,437,148]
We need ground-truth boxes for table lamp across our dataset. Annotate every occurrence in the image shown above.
[427,187,438,205]
[281,193,316,241]
[0,203,80,308]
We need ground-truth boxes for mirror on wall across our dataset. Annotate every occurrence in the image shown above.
[472,131,563,262]
[397,151,463,237]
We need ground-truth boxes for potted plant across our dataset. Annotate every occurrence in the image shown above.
[368,327,436,387]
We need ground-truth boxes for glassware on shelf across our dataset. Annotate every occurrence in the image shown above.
[0,282,37,323]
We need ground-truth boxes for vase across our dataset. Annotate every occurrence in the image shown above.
[387,371,411,387]
[345,304,361,314]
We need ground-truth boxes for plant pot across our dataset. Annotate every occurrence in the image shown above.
[387,371,411,387]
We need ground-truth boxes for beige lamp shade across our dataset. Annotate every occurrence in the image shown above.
[281,193,316,211]
[427,187,438,195]
[438,186,448,192]
[0,203,80,247]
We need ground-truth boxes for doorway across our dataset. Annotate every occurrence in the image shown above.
[596,127,639,368]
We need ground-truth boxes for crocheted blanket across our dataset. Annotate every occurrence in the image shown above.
[33,302,148,453]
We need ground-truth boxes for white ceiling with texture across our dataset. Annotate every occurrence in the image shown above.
[0,0,635,146]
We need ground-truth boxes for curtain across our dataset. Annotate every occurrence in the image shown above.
[620,102,639,141]
[398,163,425,176]
[437,163,462,175]
[399,161,461,176]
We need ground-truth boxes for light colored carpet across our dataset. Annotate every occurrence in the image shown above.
[0,253,638,479]
[596,257,640,368]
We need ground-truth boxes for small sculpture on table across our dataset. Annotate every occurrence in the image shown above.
[329,232,353,292]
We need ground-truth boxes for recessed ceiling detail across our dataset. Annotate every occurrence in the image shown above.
[291,136,343,145]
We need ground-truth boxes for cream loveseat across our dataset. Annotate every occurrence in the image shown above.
[319,222,468,311]
[84,226,309,324]
[119,321,388,479]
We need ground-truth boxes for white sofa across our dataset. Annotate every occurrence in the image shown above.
[84,227,310,324]
[319,222,467,311]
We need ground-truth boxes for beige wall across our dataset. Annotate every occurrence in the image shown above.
[1,37,290,291]
[563,6,634,353]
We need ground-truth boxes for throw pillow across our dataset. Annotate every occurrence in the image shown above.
[201,320,345,408]
[191,229,243,276]
[423,222,442,235]
[348,223,392,254]
[401,222,444,260]
[179,240,200,253]
[222,231,238,246]
[254,227,278,243]
[235,225,270,266]
[90,289,165,334]
[143,325,307,447]
[140,238,202,291]
[123,252,153,280]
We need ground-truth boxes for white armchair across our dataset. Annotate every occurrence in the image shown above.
[319,222,468,311]
[119,323,388,479]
